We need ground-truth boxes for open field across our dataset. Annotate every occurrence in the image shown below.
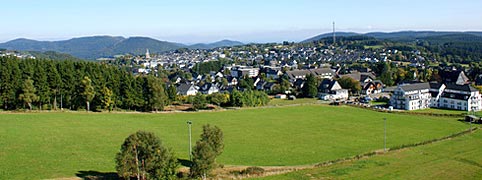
[258,129,482,180]
[0,105,471,179]
[414,108,469,115]
[267,98,321,106]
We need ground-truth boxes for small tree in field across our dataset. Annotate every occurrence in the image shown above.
[190,124,224,179]
[116,131,178,180]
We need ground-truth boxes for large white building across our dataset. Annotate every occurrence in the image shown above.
[390,83,431,110]
[391,82,482,111]
[438,84,482,111]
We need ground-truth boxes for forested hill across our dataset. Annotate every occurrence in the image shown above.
[0,37,245,60]
[303,31,482,42]
[0,36,183,60]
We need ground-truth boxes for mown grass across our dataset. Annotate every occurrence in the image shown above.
[413,108,468,115]
[257,129,482,180]
[267,98,321,106]
[0,105,470,179]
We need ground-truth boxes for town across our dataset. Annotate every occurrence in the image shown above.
[1,1,481,179]
[97,38,482,112]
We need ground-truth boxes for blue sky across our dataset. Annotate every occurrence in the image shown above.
[1,0,481,43]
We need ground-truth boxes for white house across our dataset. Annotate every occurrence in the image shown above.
[318,79,349,101]
[177,84,198,96]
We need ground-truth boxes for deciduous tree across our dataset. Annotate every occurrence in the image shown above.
[81,76,95,112]
[115,131,178,180]
[19,78,38,110]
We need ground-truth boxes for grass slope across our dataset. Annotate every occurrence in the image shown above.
[258,130,482,180]
[0,105,470,179]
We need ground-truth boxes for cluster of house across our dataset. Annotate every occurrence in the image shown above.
[104,40,407,77]
[0,50,36,59]
[172,64,387,104]
[390,71,482,111]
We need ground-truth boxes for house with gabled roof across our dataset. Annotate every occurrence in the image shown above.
[199,83,220,95]
[318,79,348,101]
[177,83,198,96]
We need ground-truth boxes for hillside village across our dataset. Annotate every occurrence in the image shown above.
[98,40,482,112]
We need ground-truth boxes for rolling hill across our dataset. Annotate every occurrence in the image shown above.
[0,36,245,60]
[303,31,482,43]
[189,39,244,49]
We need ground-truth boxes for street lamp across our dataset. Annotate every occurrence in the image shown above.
[187,121,193,161]
[471,107,475,132]
[384,117,387,152]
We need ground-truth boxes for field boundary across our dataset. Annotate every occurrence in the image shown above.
[209,127,479,179]
[314,127,478,167]
[345,103,466,117]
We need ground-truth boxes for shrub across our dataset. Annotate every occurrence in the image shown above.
[241,166,265,175]
[115,131,178,180]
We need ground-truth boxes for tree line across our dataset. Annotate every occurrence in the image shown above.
[0,56,170,111]
[0,56,270,112]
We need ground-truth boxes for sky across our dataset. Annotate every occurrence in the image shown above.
[1,0,482,43]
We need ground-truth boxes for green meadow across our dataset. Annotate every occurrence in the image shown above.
[0,105,470,179]
[258,130,482,180]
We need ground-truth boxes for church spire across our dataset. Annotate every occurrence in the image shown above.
[145,49,151,59]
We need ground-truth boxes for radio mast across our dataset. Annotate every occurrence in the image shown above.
[332,21,336,45]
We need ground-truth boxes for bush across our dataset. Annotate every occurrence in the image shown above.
[190,124,224,179]
[192,93,207,110]
[241,166,265,175]
[115,131,178,180]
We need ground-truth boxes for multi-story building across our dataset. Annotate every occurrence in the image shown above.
[391,82,482,111]
[438,84,481,111]
[390,83,431,110]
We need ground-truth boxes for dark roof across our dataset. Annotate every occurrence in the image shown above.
[444,83,478,92]
[310,68,334,76]
[476,74,482,85]
[318,78,337,93]
[286,68,334,79]
[399,82,430,91]
[429,82,443,89]
[341,72,376,82]
[286,70,310,79]
[439,70,469,85]
[177,83,194,94]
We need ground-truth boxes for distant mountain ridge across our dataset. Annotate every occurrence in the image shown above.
[303,31,482,43]
[190,40,244,49]
[0,36,244,60]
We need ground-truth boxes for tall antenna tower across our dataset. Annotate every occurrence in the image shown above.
[332,21,336,45]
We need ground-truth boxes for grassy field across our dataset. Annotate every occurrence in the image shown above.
[267,98,321,106]
[258,130,482,180]
[0,105,471,179]
[413,108,468,115]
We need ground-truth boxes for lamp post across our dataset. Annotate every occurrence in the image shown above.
[471,107,475,132]
[187,121,193,161]
[384,117,387,152]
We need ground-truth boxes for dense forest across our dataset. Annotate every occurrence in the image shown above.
[0,56,160,111]
[0,56,269,111]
